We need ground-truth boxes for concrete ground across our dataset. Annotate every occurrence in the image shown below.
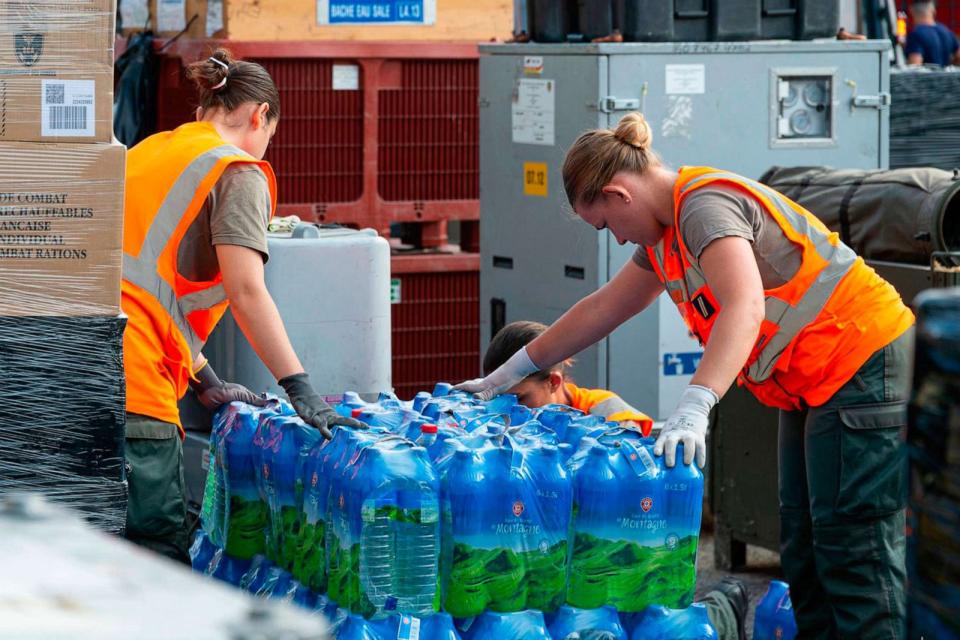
[694,532,783,638]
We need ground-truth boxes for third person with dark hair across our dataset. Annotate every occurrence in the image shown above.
[483,321,653,435]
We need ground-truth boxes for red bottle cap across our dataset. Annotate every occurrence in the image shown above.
[351,408,364,418]
[420,424,438,434]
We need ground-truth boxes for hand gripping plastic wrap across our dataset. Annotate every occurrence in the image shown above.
[907,289,960,639]
[0,0,115,144]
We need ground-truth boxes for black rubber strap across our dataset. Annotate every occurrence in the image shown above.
[796,173,814,202]
[837,176,866,247]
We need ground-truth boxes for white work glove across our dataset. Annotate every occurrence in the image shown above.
[654,384,719,468]
[453,346,540,401]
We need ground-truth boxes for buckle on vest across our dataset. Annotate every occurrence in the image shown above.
[692,293,715,320]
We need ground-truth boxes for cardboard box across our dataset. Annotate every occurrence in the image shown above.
[0,0,115,143]
[0,141,125,316]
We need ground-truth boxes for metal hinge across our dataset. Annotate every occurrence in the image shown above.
[852,92,891,110]
[600,96,641,113]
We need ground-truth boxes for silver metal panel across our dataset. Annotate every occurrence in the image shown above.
[480,42,889,420]
[479,53,609,387]
[603,48,886,178]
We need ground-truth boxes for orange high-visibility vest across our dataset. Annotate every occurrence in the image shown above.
[564,384,654,437]
[646,167,914,411]
[121,122,278,428]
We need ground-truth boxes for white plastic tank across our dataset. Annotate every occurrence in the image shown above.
[205,224,391,400]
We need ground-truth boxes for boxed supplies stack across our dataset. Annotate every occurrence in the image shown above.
[0,1,127,533]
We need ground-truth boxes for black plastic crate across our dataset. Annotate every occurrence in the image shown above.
[624,0,762,42]
[621,0,836,42]
[623,0,673,41]
[530,0,575,42]
[761,0,839,40]
[673,0,712,41]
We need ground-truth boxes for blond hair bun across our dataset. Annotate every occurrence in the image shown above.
[614,112,652,150]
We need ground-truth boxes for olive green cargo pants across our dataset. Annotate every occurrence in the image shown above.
[778,330,912,639]
[124,413,190,563]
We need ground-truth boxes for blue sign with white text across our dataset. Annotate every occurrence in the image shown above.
[663,352,703,376]
[318,0,435,24]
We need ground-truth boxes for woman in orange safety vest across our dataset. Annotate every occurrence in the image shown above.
[458,113,914,638]
[483,321,653,436]
[122,49,363,562]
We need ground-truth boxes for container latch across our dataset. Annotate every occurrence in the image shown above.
[600,96,641,113]
[852,92,891,110]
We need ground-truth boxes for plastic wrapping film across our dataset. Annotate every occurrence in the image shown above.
[439,425,571,618]
[194,383,704,637]
[0,0,115,143]
[907,289,960,639]
[566,428,702,614]
[0,316,127,534]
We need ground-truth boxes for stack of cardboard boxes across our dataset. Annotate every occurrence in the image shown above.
[0,0,128,533]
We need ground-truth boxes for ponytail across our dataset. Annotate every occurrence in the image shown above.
[186,48,281,121]
[562,112,660,206]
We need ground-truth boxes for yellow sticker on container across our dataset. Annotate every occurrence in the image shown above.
[523,162,548,197]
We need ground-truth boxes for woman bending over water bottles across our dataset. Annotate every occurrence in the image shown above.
[458,112,914,639]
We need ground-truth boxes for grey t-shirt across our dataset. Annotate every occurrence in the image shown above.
[177,164,272,282]
[632,185,802,289]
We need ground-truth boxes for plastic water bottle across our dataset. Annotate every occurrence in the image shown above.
[753,581,798,640]
[358,494,395,613]
[394,488,440,615]
[354,438,440,618]
[417,423,438,448]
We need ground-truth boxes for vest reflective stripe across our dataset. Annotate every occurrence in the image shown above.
[131,144,247,263]
[122,144,242,354]
[679,172,855,267]
[654,169,858,384]
[122,255,204,355]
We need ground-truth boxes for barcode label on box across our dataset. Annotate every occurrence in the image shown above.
[41,80,95,137]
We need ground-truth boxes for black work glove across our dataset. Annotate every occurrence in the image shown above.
[190,363,267,411]
[278,372,367,440]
